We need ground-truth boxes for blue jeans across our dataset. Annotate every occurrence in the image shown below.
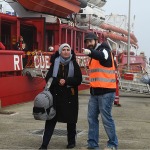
[87,92,118,149]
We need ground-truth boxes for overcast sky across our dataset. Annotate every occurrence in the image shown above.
[103,0,150,59]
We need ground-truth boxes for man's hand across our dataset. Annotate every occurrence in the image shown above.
[82,48,91,55]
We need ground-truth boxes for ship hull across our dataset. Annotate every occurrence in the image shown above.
[0,75,90,108]
[0,76,45,107]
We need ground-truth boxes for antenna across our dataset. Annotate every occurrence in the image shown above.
[131,15,135,33]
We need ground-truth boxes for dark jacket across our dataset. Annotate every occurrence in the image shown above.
[45,51,82,123]
[88,42,116,95]
[15,41,27,51]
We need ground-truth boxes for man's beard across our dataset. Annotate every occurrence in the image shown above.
[87,43,96,50]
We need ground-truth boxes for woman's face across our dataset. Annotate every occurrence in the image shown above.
[60,46,71,58]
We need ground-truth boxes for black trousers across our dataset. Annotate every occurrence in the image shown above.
[41,117,76,148]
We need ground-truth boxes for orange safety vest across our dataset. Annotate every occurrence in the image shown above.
[89,53,116,89]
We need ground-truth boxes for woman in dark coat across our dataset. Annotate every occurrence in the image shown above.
[39,43,82,149]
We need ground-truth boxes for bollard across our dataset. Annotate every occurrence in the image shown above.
[114,72,121,106]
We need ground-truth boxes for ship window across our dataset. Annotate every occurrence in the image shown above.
[79,9,83,13]
[93,14,98,17]
[100,17,105,20]
[81,14,86,18]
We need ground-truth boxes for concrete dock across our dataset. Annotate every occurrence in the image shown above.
[0,89,150,149]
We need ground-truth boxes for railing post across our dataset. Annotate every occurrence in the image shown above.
[0,99,1,110]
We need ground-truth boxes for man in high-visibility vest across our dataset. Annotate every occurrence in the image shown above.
[83,32,118,150]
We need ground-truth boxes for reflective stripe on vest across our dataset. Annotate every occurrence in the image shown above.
[89,53,116,89]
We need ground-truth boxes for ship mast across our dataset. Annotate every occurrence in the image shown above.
[127,0,131,71]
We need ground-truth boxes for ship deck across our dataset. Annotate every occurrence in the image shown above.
[0,89,150,149]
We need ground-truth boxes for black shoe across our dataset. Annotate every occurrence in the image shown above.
[39,145,47,150]
[66,143,76,149]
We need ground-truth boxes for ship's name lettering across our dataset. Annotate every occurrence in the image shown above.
[130,57,136,63]
[14,55,23,70]
[34,56,50,69]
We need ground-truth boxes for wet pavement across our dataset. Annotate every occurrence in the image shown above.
[0,89,150,150]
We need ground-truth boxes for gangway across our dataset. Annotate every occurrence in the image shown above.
[118,64,150,94]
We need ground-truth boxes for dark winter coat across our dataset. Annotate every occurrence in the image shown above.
[45,51,82,123]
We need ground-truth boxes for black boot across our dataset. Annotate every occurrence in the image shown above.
[67,123,76,149]
[39,145,47,150]
[66,143,76,149]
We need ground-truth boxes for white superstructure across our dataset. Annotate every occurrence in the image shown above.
[87,0,107,8]
[75,0,106,30]
[75,6,105,30]
[3,0,58,23]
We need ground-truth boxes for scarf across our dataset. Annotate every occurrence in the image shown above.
[52,56,74,78]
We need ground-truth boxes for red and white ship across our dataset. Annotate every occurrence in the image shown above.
[0,0,148,107]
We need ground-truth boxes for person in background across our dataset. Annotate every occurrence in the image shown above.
[83,32,118,150]
[48,46,54,52]
[0,42,5,50]
[15,36,27,51]
[39,43,82,150]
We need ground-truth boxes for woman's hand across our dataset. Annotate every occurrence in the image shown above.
[59,79,66,86]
